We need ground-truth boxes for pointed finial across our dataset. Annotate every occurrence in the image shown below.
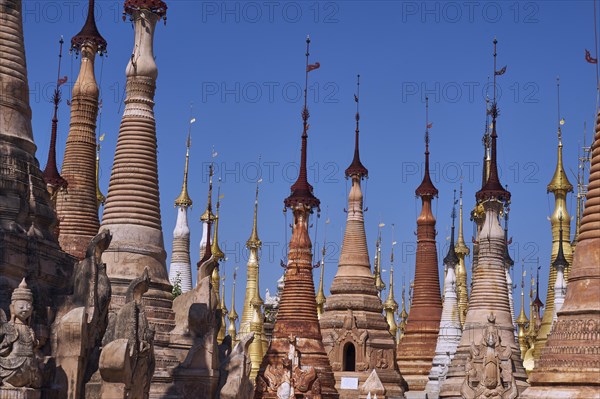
[346,74,368,178]
[200,159,216,222]
[557,76,563,145]
[175,114,195,207]
[415,97,438,197]
[228,267,239,341]
[43,36,68,197]
[315,211,329,318]
[211,178,225,261]
[284,36,320,210]
[477,38,510,202]
[247,170,262,249]
[444,190,460,266]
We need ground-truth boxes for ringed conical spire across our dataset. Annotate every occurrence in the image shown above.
[345,75,368,179]
[397,98,443,391]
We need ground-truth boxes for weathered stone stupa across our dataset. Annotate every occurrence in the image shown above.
[319,76,405,398]
[55,0,107,259]
[98,0,179,380]
[439,39,529,398]
[255,37,338,399]
[425,192,462,399]
[521,100,600,399]
[396,98,443,391]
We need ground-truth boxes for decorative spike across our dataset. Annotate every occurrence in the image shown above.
[476,38,510,202]
[211,178,225,261]
[415,97,438,197]
[174,117,194,207]
[42,36,68,201]
[345,74,368,178]
[283,36,320,211]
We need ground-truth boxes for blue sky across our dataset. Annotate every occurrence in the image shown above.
[24,1,596,318]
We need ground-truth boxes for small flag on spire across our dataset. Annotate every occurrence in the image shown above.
[190,118,197,124]
[585,49,598,64]
[495,65,507,76]
[354,94,358,103]
[307,61,321,72]
[57,76,68,86]
[427,122,433,129]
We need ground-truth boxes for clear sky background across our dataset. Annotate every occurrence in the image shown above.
[23,1,597,318]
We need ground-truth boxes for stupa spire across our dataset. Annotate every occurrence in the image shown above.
[426,190,462,398]
[168,117,195,293]
[534,77,574,362]
[516,263,529,360]
[345,74,368,178]
[318,84,405,395]
[522,99,600,397]
[255,36,338,399]
[476,39,510,203]
[218,272,228,344]
[397,97,443,391]
[239,179,266,380]
[71,0,107,54]
[199,163,215,266]
[228,269,239,343]
[384,234,399,338]
[315,223,327,319]
[572,124,591,248]
[440,39,528,398]
[42,37,68,201]
[99,1,176,380]
[56,0,106,258]
[455,182,470,327]
[211,179,225,261]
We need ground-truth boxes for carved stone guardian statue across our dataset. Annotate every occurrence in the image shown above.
[461,314,517,399]
[0,279,43,395]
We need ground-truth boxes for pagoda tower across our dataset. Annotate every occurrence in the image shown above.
[521,102,600,399]
[319,76,404,398]
[396,97,443,391]
[455,184,470,327]
[533,79,574,362]
[168,121,194,293]
[425,191,462,399]
[571,126,591,250]
[439,39,529,398]
[55,0,106,259]
[238,183,267,380]
[255,37,338,399]
[99,0,177,371]
[42,38,68,203]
